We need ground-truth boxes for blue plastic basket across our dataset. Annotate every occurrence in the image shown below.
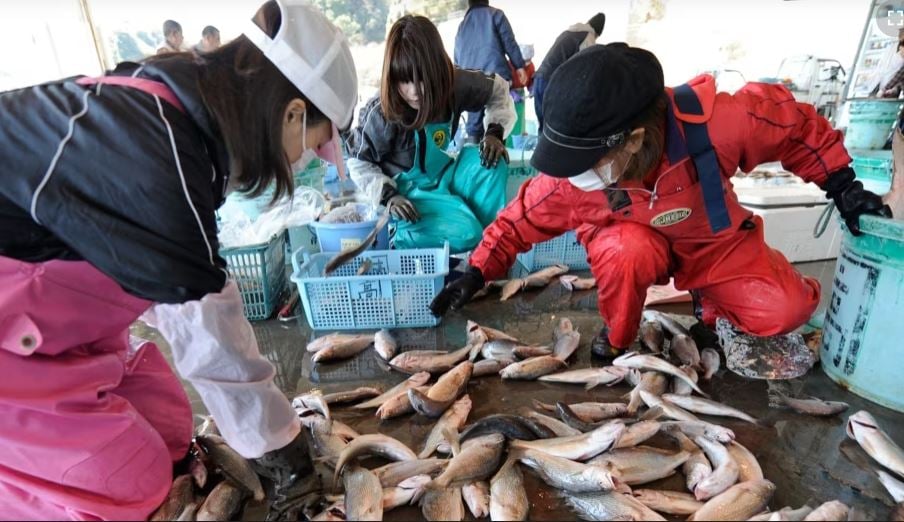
[221,233,288,321]
[516,230,590,274]
[291,243,450,330]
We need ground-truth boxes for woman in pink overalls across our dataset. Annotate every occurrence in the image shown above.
[0,1,356,519]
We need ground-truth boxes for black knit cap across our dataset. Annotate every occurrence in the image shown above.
[531,43,664,178]
[588,13,605,35]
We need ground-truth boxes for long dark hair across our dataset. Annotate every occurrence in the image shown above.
[380,15,454,130]
[150,1,327,203]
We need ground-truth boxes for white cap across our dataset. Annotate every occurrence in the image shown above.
[244,0,358,130]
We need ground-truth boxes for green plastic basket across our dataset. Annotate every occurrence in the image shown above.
[221,233,288,321]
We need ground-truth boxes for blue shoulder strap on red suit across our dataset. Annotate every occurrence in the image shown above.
[671,84,732,233]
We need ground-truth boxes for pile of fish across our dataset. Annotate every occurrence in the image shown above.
[150,418,266,521]
[151,309,904,521]
[291,312,904,521]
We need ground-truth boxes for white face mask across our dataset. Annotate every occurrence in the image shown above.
[291,111,319,173]
[568,158,619,191]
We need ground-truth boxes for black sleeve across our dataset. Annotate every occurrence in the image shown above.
[452,68,496,115]
[0,81,226,304]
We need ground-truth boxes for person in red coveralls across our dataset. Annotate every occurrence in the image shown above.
[430,43,891,359]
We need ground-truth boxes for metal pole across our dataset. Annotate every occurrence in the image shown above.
[77,0,109,74]
[842,0,879,101]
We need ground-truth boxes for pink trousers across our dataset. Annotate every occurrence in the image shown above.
[0,256,193,520]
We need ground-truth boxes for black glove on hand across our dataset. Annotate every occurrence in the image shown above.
[479,123,509,168]
[430,266,485,316]
[381,184,420,222]
[252,432,319,521]
[823,168,891,236]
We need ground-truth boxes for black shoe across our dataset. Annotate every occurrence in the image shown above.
[590,326,626,359]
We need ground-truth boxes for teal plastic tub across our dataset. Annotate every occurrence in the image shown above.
[221,233,288,321]
[822,214,904,412]
[291,243,450,330]
[843,99,902,150]
[850,149,893,195]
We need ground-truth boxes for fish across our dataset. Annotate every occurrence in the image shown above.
[189,453,208,489]
[661,420,736,444]
[307,416,350,464]
[728,441,764,482]
[626,371,669,415]
[642,310,690,338]
[500,355,568,380]
[195,435,264,501]
[846,410,904,479]
[701,348,720,379]
[310,503,345,522]
[773,391,850,417]
[472,358,512,377]
[311,337,374,363]
[670,334,702,368]
[633,489,704,516]
[490,458,529,521]
[430,433,506,488]
[373,458,449,488]
[196,480,244,522]
[374,329,398,360]
[500,264,569,301]
[878,469,904,503]
[377,385,427,420]
[664,428,713,492]
[639,321,665,353]
[538,366,630,389]
[564,490,667,521]
[460,414,543,442]
[614,352,709,397]
[749,506,815,521]
[306,333,373,353]
[150,475,195,522]
[481,339,543,362]
[515,446,617,492]
[383,476,429,511]
[324,207,391,274]
[409,361,473,417]
[420,486,465,521]
[533,400,629,422]
[389,345,472,374]
[320,386,383,406]
[662,394,758,424]
[510,421,625,462]
[693,436,740,500]
[589,446,691,485]
[462,481,490,518]
[614,421,662,449]
[292,390,331,420]
[175,500,201,522]
[553,317,582,361]
[353,372,430,409]
[513,345,554,358]
[420,395,472,458]
[802,501,850,521]
[333,434,418,486]
[640,390,700,422]
[556,402,606,432]
[560,275,597,291]
[671,365,699,396]
[521,410,582,437]
[342,465,383,521]
[687,479,775,521]
[356,257,373,276]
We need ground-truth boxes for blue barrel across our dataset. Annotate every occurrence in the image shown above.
[822,215,904,412]
[309,204,389,252]
[843,99,902,150]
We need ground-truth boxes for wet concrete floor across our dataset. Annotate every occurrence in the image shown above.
[145,259,904,520]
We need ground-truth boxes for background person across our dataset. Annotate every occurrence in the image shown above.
[195,25,222,53]
[157,19,186,54]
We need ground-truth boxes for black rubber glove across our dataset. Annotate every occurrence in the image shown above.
[430,265,485,316]
[381,184,420,222]
[479,123,509,168]
[823,167,891,236]
[252,432,319,521]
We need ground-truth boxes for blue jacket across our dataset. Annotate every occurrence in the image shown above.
[454,4,525,82]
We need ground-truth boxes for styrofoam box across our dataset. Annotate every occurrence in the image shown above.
[732,178,842,263]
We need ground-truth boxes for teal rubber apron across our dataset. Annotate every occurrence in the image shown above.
[393,121,508,253]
